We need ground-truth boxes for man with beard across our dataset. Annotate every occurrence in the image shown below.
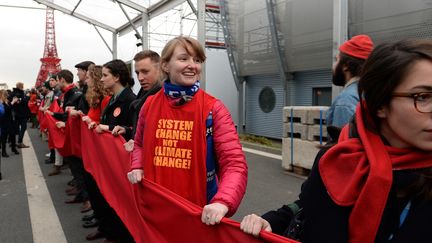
[326,35,373,132]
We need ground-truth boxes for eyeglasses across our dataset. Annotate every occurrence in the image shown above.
[392,92,432,113]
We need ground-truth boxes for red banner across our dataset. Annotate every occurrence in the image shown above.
[65,116,82,157]
[38,100,63,138]
[133,179,297,243]
[45,114,66,150]
[45,116,298,243]
[38,110,48,131]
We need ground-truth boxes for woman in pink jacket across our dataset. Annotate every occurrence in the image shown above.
[129,36,248,225]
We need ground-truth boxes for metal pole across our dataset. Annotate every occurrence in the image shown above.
[142,12,149,50]
[117,2,143,49]
[290,108,294,171]
[319,108,323,145]
[197,0,206,90]
[93,25,113,55]
[266,0,291,106]
[219,0,241,91]
[112,32,118,59]
[332,0,348,100]
[71,0,82,15]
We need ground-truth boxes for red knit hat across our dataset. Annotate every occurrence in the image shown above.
[339,34,373,60]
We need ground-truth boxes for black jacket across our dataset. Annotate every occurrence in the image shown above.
[262,133,432,243]
[100,87,136,140]
[53,86,82,122]
[77,85,90,115]
[129,83,162,137]
[10,88,30,119]
[0,102,15,130]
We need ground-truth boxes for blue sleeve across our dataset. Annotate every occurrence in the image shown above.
[0,103,4,117]
[331,103,356,127]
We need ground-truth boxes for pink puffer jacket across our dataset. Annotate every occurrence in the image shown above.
[131,99,248,217]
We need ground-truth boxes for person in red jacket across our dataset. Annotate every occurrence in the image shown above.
[28,89,39,128]
[129,36,248,225]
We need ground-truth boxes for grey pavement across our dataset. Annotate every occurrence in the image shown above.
[0,127,304,242]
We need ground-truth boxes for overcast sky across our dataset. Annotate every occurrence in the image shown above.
[0,0,172,90]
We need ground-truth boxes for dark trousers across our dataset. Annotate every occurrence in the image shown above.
[1,126,17,154]
[84,170,102,220]
[15,117,27,143]
[0,132,2,177]
[50,149,55,162]
[30,114,38,128]
[68,156,88,200]
[84,170,134,242]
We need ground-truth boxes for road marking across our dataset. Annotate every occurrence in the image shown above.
[242,147,282,160]
[22,133,67,243]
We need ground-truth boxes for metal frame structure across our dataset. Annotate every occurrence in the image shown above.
[332,0,348,100]
[32,0,205,59]
[219,0,245,132]
[219,0,241,91]
[205,1,225,49]
[265,0,292,106]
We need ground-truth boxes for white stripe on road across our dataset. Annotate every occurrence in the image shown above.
[22,133,67,243]
[242,147,282,160]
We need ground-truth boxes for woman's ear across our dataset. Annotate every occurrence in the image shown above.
[114,75,120,83]
[161,62,169,73]
[376,106,388,118]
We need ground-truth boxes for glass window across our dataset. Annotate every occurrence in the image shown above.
[312,87,331,106]
[259,86,276,113]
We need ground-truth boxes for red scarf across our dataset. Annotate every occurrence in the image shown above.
[319,104,432,243]
[59,84,75,101]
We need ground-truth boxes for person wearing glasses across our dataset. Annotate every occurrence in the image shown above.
[241,39,432,243]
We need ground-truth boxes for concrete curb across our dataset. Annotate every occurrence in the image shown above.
[240,141,282,155]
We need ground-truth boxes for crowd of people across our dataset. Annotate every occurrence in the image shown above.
[0,82,33,179]
[1,35,432,243]
[29,37,247,242]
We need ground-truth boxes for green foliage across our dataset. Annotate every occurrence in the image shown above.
[239,134,274,147]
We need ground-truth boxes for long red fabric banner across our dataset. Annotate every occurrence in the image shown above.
[39,114,298,243]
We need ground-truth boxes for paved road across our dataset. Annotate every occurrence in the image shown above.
[0,128,304,242]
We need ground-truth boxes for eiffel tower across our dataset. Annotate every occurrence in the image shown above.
[35,7,61,87]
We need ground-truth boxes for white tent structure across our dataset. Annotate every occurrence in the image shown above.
[26,0,206,59]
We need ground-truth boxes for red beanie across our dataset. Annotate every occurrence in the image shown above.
[339,34,373,60]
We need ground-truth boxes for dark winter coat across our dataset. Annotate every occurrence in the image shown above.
[77,84,90,115]
[10,88,30,119]
[262,143,432,243]
[53,86,82,121]
[0,103,15,136]
[100,87,136,140]
[129,83,162,137]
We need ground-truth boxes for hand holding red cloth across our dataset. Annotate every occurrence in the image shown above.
[132,178,297,243]
[78,119,296,243]
[45,114,66,150]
